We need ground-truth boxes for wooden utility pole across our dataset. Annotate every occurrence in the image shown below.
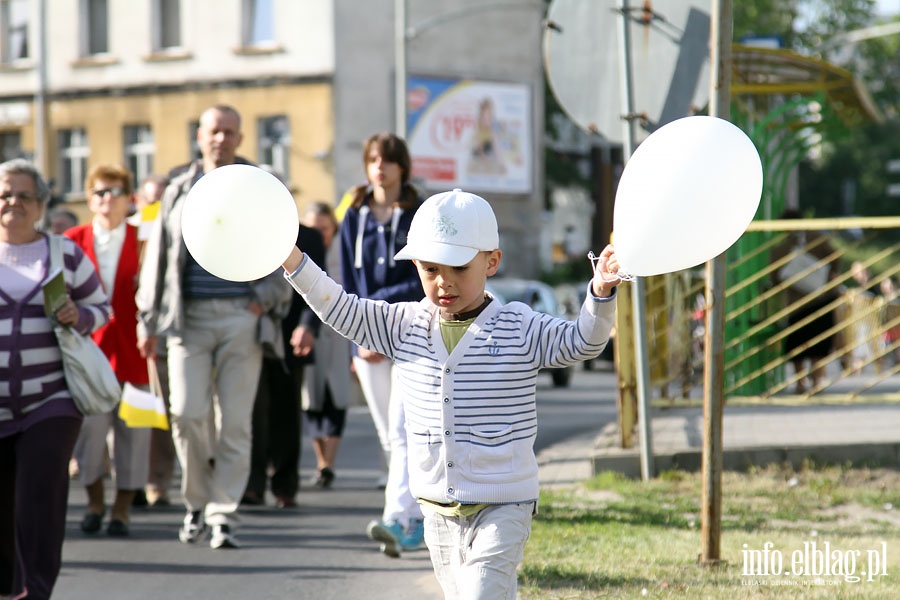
[700,0,732,566]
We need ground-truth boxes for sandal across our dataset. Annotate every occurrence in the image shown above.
[314,467,335,488]
[107,519,130,537]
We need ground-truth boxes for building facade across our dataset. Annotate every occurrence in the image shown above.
[0,0,546,275]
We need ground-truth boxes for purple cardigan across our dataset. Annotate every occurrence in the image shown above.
[0,235,111,437]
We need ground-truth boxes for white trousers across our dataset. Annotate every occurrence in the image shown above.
[167,298,262,528]
[421,502,534,600]
[352,357,392,457]
[353,357,422,528]
[74,400,151,490]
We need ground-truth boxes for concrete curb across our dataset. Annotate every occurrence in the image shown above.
[592,441,900,479]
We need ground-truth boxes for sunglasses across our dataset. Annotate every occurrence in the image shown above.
[91,186,125,198]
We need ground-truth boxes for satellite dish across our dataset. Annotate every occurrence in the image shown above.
[544,0,711,145]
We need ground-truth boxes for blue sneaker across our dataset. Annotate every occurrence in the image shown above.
[400,518,425,552]
[366,519,403,558]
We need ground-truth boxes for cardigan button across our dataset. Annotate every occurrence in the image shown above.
[443,397,450,403]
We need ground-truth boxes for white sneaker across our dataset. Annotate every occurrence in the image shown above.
[210,524,240,549]
[178,510,207,544]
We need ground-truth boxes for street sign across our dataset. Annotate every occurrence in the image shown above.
[543,0,711,145]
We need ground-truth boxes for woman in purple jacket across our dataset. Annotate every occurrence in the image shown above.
[0,159,111,599]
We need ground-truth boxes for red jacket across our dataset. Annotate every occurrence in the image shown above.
[65,222,149,385]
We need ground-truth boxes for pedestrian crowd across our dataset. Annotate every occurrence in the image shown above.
[771,208,900,394]
[0,102,620,600]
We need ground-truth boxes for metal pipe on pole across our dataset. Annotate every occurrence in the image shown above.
[33,0,49,172]
[394,0,408,138]
[616,0,654,482]
[700,0,732,566]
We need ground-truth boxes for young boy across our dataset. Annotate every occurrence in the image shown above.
[281,189,619,599]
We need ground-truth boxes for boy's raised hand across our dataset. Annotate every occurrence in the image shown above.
[591,244,620,298]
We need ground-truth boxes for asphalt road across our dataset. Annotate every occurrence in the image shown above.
[53,364,617,600]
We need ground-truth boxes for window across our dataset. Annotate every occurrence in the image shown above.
[242,0,274,46]
[163,121,197,178]
[81,0,108,56]
[57,129,89,197]
[0,131,23,162]
[0,0,28,63]
[152,0,181,51]
[123,125,154,185]
[258,116,290,183]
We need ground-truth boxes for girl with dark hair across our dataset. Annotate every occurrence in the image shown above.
[339,133,426,556]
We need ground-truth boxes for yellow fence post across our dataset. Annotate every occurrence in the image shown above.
[615,282,637,448]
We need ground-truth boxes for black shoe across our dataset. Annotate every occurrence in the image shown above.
[240,491,264,506]
[275,495,297,509]
[148,494,170,507]
[131,490,148,507]
[81,512,103,534]
[314,467,335,488]
[107,519,130,537]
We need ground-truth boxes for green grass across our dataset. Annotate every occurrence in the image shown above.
[520,464,900,598]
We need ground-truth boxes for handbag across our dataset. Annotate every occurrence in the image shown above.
[777,248,829,295]
[47,235,122,415]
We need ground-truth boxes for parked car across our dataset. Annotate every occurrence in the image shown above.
[555,282,615,370]
[484,278,574,387]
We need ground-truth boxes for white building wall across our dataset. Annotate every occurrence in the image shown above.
[3,0,546,276]
[44,0,335,92]
[332,0,397,197]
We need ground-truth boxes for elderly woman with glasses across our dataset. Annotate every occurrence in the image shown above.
[0,158,111,600]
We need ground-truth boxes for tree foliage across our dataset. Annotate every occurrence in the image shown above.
[542,1,899,218]
[735,0,900,216]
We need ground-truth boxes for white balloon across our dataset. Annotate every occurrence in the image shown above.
[613,115,763,277]
[182,164,299,282]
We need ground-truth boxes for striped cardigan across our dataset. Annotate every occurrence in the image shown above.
[0,235,111,436]
[285,256,616,505]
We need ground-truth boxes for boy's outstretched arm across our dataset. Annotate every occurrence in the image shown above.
[591,244,620,298]
[282,246,305,274]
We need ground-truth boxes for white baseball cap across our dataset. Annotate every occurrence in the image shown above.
[394,189,499,266]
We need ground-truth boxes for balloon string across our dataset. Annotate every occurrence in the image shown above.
[587,251,635,282]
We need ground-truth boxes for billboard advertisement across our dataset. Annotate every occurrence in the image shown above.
[407,76,532,194]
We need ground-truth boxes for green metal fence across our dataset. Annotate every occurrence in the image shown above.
[645,217,900,406]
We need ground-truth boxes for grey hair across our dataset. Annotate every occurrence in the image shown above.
[0,158,51,206]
